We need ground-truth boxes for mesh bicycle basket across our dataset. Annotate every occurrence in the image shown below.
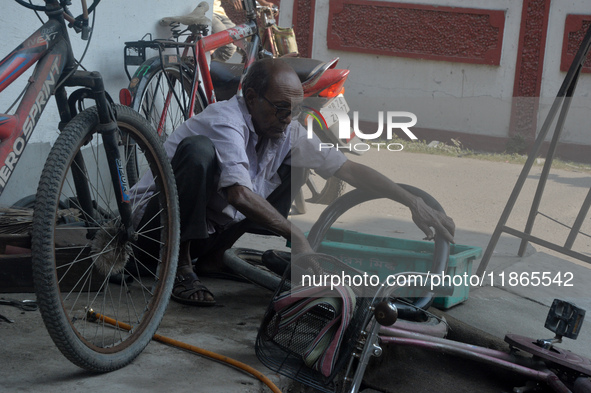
[255,253,374,393]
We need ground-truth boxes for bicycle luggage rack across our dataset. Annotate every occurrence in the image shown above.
[123,36,196,80]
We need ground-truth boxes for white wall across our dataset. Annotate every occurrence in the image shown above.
[2,0,591,206]
[277,0,294,28]
[0,0,213,205]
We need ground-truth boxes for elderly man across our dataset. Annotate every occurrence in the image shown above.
[134,58,455,306]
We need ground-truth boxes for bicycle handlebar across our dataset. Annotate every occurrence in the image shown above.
[14,0,100,31]
[14,0,98,12]
[13,0,46,11]
[14,0,101,40]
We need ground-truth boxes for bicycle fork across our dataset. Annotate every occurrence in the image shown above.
[58,70,136,241]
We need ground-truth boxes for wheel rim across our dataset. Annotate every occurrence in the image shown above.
[35,109,176,356]
[65,125,165,351]
[306,187,450,318]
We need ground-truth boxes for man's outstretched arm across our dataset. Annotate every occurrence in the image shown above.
[333,160,455,243]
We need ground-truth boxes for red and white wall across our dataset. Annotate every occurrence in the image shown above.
[279,0,591,162]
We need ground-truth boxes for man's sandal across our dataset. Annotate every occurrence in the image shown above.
[171,271,216,307]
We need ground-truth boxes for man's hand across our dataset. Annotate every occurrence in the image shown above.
[290,227,315,256]
[410,197,455,243]
[232,0,243,10]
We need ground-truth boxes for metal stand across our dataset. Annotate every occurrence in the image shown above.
[476,24,591,276]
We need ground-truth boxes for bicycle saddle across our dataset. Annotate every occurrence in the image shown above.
[160,1,211,27]
[210,58,328,101]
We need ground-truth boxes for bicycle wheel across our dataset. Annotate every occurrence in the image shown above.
[31,105,179,372]
[126,63,205,187]
[132,63,206,139]
[224,186,449,321]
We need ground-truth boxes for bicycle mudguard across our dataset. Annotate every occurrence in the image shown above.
[127,56,162,100]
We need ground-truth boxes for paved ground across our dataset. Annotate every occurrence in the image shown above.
[1,150,591,392]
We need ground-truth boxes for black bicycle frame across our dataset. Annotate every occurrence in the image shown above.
[0,0,133,235]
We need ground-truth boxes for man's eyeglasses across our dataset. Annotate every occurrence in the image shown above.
[261,95,301,121]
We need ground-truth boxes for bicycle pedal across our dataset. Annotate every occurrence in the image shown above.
[545,299,585,340]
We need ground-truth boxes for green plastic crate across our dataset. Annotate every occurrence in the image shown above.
[314,228,482,309]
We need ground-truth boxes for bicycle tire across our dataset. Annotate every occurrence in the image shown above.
[224,185,449,312]
[31,105,180,372]
[126,61,206,186]
[223,248,281,291]
[132,60,206,140]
